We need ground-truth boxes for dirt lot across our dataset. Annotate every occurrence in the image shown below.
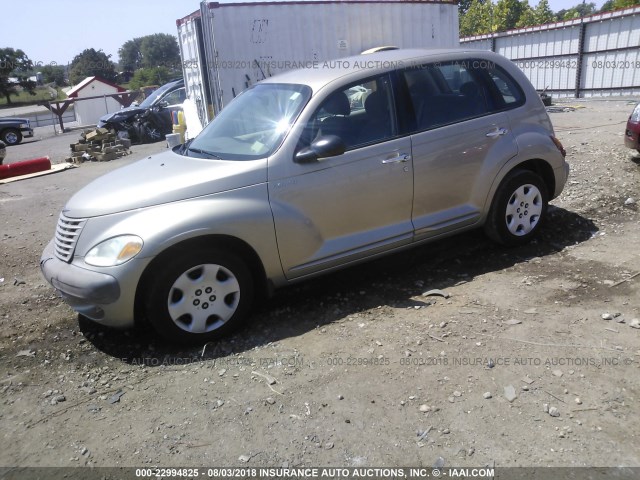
[0,99,639,475]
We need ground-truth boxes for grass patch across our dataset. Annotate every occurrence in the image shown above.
[0,87,66,109]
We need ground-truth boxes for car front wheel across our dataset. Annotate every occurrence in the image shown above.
[144,248,254,343]
[484,170,549,246]
[1,129,22,146]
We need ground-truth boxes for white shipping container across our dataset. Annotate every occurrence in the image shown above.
[178,0,459,120]
[177,11,211,127]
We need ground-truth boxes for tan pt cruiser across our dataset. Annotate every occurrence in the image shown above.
[41,49,569,343]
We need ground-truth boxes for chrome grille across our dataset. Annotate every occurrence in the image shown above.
[54,213,86,262]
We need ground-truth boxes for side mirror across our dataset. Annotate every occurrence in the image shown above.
[294,135,346,164]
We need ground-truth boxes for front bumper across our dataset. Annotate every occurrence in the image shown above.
[40,240,121,322]
[21,127,33,138]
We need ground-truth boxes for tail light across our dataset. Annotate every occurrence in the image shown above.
[550,135,566,158]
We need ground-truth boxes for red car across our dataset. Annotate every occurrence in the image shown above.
[624,103,640,152]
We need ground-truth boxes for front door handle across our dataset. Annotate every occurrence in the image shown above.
[382,153,411,164]
[486,127,508,138]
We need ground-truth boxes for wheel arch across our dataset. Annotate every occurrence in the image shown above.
[134,234,271,323]
[511,158,556,199]
[486,157,555,214]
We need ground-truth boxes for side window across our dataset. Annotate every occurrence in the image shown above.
[486,67,524,107]
[403,61,489,131]
[300,75,395,151]
[163,88,187,106]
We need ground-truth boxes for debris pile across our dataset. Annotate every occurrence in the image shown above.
[66,128,132,163]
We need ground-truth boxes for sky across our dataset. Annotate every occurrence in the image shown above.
[3,0,605,68]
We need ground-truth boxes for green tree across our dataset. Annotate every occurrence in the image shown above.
[68,48,117,85]
[516,1,536,27]
[599,0,615,11]
[612,0,640,8]
[0,48,36,104]
[534,0,555,24]
[40,64,66,86]
[459,0,475,15]
[562,2,596,19]
[118,34,180,73]
[555,8,567,20]
[140,34,180,70]
[494,0,525,31]
[129,66,174,90]
[460,0,494,35]
[118,38,143,71]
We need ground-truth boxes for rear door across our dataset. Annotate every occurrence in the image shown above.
[401,59,521,239]
[269,74,414,280]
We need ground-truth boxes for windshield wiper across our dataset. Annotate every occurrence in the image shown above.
[180,138,194,154]
[187,147,221,159]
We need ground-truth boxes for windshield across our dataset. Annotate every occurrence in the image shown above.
[139,81,181,108]
[186,83,312,160]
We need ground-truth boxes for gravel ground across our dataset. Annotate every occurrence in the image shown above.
[0,99,638,475]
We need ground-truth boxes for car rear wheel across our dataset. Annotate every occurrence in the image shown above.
[484,170,548,246]
[1,129,22,146]
[144,248,254,343]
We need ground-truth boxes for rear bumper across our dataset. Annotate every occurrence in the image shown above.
[625,120,640,150]
[560,161,570,196]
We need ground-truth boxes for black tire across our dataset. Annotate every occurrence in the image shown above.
[484,169,549,246]
[143,122,162,142]
[1,128,22,146]
[144,248,254,344]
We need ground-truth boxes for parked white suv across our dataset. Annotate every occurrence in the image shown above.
[41,49,569,343]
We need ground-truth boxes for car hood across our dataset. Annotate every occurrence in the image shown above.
[99,106,147,124]
[63,150,267,218]
[0,117,29,123]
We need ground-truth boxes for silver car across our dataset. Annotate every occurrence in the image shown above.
[41,49,569,343]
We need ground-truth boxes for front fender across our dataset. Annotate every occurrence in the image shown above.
[74,183,285,285]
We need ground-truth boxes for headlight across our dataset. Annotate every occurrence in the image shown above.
[631,104,640,122]
[85,235,143,267]
[20,123,29,129]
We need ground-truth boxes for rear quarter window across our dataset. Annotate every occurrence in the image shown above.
[484,65,525,109]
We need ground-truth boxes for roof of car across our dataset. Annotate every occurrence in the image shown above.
[260,48,499,94]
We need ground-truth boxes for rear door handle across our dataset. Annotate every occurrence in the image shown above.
[382,153,411,164]
[486,127,508,138]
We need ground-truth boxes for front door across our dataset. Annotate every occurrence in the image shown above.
[269,74,414,279]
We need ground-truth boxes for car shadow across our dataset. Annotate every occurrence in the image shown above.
[79,205,598,365]
[19,138,41,145]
